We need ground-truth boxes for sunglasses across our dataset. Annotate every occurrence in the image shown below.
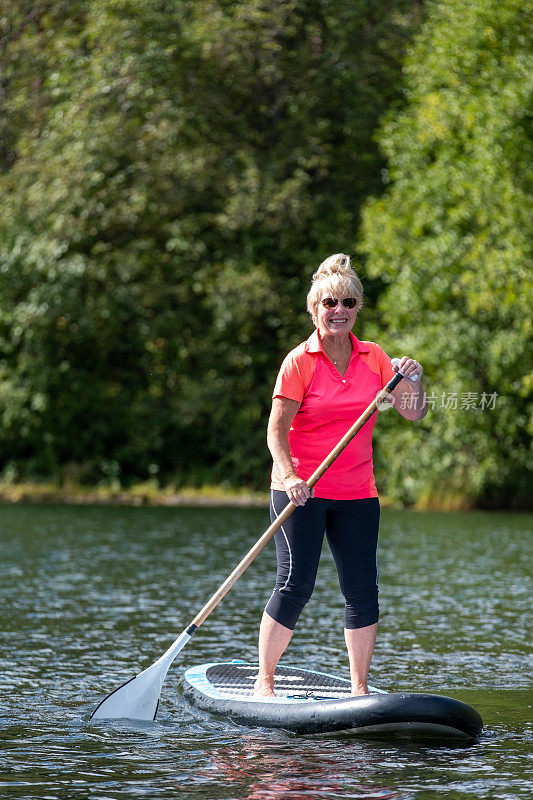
[321,297,358,309]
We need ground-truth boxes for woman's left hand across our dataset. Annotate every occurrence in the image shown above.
[393,356,423,383]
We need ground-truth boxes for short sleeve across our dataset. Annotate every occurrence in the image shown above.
[361,342,396,385]
[272,347,315,403]
[375,345,395,384]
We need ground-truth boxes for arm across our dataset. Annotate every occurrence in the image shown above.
[390,356,428,421]
[267,397,314,506]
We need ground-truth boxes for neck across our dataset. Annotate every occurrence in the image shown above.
[319,332,352,361]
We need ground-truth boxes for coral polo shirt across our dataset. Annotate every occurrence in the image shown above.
[270,330,395,500]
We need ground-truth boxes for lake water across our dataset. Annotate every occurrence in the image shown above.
[0,503,531,799]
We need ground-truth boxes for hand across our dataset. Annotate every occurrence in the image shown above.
[283,475,314,506]
[392,356,423,383]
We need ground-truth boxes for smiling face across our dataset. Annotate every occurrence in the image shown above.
[312,293,359,339]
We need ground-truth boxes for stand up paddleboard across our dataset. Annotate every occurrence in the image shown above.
[182,662,483,739]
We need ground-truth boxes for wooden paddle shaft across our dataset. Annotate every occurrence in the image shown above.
[191,371,403,629]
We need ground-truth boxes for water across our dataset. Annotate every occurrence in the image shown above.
[0,503,531,799]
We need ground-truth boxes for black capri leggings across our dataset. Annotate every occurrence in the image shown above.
[265,490,380,631]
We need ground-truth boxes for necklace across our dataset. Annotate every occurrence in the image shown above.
[325,342,351,367]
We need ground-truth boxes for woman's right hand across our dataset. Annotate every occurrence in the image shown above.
[283,476,313,507]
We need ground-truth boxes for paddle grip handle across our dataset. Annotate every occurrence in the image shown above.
[391,357,419,382]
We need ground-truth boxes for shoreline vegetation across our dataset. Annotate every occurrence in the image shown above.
[0,481,521,512]
[0,481,269,508]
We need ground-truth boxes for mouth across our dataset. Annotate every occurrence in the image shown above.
[329,317,348,324]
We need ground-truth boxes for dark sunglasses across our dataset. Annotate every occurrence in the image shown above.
[321,297,358,309]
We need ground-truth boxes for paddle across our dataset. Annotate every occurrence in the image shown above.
[90,366,408,721]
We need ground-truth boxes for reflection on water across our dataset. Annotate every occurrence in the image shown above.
[0,503,531,799]
[202,734,413,799]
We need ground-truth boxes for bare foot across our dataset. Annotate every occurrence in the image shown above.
[351,686,370,696]
[253,679,276,698]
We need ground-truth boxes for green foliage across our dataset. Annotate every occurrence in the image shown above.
[359,0,532,508]
[0,0,423,488]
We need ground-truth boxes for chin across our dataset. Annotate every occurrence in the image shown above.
[327,325,349,335]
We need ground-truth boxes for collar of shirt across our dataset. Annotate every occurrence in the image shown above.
[304,329,370,356]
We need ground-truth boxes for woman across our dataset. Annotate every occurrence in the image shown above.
[254,254,427,697]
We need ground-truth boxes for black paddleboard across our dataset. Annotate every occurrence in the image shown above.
[182,661,483,739]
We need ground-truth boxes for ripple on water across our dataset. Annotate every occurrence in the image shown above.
[0,504,531,799]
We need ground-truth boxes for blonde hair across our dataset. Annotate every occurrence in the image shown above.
[306,254,364,318]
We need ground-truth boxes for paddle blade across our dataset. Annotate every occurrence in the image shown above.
[91,629,192,721]
[90,662,168,721]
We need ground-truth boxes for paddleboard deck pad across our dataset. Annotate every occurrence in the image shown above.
[182,662,483,738]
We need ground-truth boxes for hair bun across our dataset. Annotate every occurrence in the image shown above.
[312,253,352,282]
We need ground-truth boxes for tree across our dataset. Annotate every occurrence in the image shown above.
[359,0,532,508]
[0,0,424,487]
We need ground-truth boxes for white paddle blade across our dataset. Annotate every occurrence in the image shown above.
[91,662,169,721]
[91,629,192,721]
